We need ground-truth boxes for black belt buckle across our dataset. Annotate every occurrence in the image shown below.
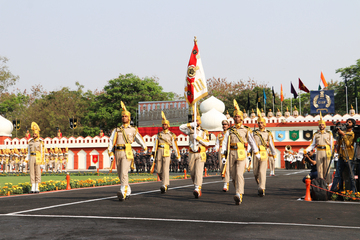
[317,146,326,149]
[159,145,165,148]
[116,146,125,150]
[30,153,36,155]
[230,146,238,149]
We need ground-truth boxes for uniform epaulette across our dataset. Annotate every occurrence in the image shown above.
[171,132,177,138]
[243,125,252,133]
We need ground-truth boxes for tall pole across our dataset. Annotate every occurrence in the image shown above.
[290,98,292,115]
[346,86,348,114]
[299,86,302,116]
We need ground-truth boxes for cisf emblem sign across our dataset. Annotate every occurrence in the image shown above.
[310,90,335,114]
[303,130,313,141]
[289,130,299,141]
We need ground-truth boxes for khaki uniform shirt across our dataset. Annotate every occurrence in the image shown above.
[153,130,180,158]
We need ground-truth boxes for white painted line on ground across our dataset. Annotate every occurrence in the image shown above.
[5,180,223,215]
[1,214,360,230]
[285,170,308,175]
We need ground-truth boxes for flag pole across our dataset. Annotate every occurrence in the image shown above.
[193,102,197,148]
[290,98,292,115]
[299,87,302,116]
[346,85,348,114]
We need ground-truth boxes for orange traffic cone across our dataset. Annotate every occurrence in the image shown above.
[204,167,208,177]
[184,169,187,179]
[304,175,312,201]
[66,173,71,190]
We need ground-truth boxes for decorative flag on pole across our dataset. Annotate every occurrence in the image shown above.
[299,78,310,93]
[272,86,276,104]
[319,71,328,90]
[280,84,284,102]
[256,91,262,109]
[263,88,267,105]
[184,37,208,105]
[291,82,298,99]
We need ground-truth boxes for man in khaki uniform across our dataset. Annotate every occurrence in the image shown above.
[27,122,45,193]
[180,108,209,198]
[215,119,230,192]
[267,109,273,118]
[293,106,299,117]
[108,101,147,201]
[150,111,180,193]
[44,148,51,172]
[284,107,290,118]
[49,148,55,172]
[63,147,68,173]
[221,100,260,205]
[276,109,282,118]
[252,110,277,196]
[0,149,4,172]
[305,112,333,184]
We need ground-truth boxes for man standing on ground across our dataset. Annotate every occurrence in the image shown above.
[305,112,333,184]
[27,122,45,193]
[252,111,277,196]
[215,119,230,192]
[150,111,180,193]
[180,108,209,198]
[108,101,147,201]
[221,100,260,205]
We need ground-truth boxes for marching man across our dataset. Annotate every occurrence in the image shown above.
[215,119,230,192]
[252,110,277,196]
[27,122,45,194]
[150,111,181,193]
[108,101,147,201]
[305,112,333,184]
[221,100,260,205]
[180,108,209,198]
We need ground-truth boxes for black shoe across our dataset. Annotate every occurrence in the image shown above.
[35,191,40,194]
[234,194,242,205]
[117,191,124,201]
[29,191,34,194]
[258,189,265,197]
[160,186,167,194]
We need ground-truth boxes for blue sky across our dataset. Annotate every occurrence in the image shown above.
[1,0,359,98]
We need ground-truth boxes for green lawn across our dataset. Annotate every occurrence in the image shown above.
[0,174,158,187]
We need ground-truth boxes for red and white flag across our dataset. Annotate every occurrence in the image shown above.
[184,37,208,105]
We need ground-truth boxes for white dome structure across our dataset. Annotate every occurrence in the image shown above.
[201,108,227,131]
[0,115,13,137]
[200,96,225,114]
[199,96,227,131]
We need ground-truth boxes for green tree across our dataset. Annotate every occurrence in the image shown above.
[83,73,174,136]
[336,59,360,114]
[18,82,95,138]
[0,56,19,93]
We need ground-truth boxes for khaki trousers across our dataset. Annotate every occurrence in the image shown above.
[229,150,246,194]
[29,156,41,184]
[219,151,230,182]
[188,152,205,187]
[253,155,267,190]
[268,156,275,173]
[156,148,170,186]
[316,150,331,184]
[115,150,132,187]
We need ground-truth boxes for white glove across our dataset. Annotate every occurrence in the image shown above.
[256,153,261,159]
[190,122,197,128]
[178,157,181,162]
[222,158,226,165]
[150,157,154,163]
[109,155,114,162]
[247,156,252,161]
[40,165,45,169]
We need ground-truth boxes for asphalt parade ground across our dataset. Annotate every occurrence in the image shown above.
[1,169,360,240]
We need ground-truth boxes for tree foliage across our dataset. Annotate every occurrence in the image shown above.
[335,59,360,115]
[0,56,19,93]
[83,73,175,136]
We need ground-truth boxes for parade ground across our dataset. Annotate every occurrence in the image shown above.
[1,169,359,240]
